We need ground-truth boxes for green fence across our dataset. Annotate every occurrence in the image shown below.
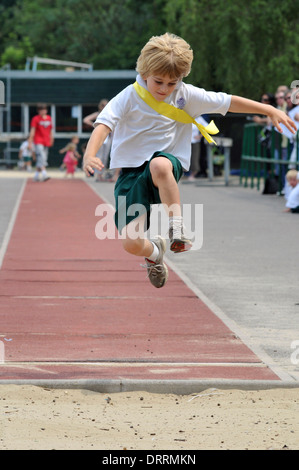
[240,123,299,192]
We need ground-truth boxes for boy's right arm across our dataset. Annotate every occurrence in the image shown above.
[83,123,111,176]
[28,127,35,150]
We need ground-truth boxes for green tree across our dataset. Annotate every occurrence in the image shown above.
[1,0,166,70]
[165,0,299,98]
[1,37,33,69]
[1,0,298,99]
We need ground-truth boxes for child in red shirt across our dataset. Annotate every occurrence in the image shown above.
[29,103,53,182]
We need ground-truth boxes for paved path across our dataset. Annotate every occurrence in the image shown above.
[0,171,298,392]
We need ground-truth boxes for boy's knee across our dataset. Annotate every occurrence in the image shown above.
[150,157,173,181]
[121,236,144,255]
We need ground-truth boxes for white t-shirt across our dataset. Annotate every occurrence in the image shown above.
[94,74,231,170]
[286,183,299,209]
[20,140,34,157]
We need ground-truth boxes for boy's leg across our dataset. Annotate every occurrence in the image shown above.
[121,213,168,288]
[34,145,50,182]
[149,156,192,253]
[149,157,181,216]
[40,147,50,181]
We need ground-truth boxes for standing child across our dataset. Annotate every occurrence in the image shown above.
[59,135,81,171]
[83,33,296,288]
[18,136,35,172]
[63,143,78,177]
[284,170,299,213]
[28,103,53,182]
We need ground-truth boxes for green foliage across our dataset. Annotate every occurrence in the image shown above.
[1,45,25,69]
[1,36,33,69]
[1,0,298,98]
[0,0,166,69]
[165,0,299,98]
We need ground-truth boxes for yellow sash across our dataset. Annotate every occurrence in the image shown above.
[133,81,219,145]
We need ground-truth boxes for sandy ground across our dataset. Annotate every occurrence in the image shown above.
[0,385,298,450]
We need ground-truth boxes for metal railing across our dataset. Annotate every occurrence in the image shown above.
[240,123,299,191]
[25,57,93,71]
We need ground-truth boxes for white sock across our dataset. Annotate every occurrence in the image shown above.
[169,216,183,239]
[146,242,159,262]
[41,169,48,178]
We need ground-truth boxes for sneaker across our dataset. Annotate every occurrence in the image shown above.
[169,225,192,253]
[143,236,168,288]
[42,176,50,182]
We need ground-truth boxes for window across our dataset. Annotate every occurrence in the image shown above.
[55,105,77,133]
[1,105,22,132]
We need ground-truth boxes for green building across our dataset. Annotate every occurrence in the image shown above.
[0,69,136,166]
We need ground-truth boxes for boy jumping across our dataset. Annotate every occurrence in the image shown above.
[83,33,296,288]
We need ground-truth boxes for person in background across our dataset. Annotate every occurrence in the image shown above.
[274,90,289,180]
[252,93,276,126]
[287,91,299,169]
[59,136,81,171]
[83,100,109,129]
[83,99,115,181]
[63,142,78,178]
[285,169,299,213]
[187,116,209,181]
[28,103,53,182]
[18,136,35,172]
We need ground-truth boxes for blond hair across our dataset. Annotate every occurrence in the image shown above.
[66,143,76,151]
[136,33,193,80]
[286,169,299,181]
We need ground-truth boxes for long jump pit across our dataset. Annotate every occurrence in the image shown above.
[0,178,281,393]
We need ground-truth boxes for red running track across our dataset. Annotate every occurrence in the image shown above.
[0,179,278,383]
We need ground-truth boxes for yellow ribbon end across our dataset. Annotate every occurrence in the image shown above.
[204,120,219,135]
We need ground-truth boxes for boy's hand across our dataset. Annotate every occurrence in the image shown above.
[268,107,297,134]
[83,155,104,177]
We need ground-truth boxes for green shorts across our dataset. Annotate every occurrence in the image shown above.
[114,151,183,233]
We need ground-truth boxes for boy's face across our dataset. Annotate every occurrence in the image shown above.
[288,177,298,188]
[38,107,47,116]
[144,74,179,101]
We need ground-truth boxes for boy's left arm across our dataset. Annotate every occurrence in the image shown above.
[229,96,297,134]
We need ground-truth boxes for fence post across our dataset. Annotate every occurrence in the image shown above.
[241,124,299,191]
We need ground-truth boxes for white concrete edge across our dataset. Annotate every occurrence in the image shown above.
[0,378,298,394]
[0,179,26,270]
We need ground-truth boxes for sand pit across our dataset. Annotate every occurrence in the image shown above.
[0,385,298,450]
